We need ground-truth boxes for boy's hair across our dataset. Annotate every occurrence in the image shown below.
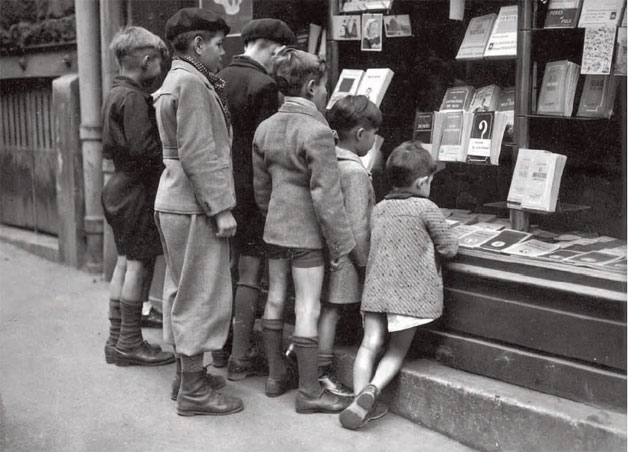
[271,47,326,97]
[110,26,167,68]
[386,141,437,188]
[328,95,382,139]
[170,28,226,53]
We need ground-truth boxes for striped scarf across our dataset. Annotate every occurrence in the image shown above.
[175,55,231,127]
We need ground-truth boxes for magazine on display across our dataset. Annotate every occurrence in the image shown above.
[456,13,497,60]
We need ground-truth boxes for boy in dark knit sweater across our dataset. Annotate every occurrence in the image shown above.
[339,141,458,430]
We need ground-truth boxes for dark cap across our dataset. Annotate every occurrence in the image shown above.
[165,8,230,41]
[241,19,296,46]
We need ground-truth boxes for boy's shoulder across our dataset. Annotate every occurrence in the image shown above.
[375,196,439,214]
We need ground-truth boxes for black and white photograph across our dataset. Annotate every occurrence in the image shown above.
[0,1,626,452]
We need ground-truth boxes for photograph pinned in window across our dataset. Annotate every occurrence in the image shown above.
[331,15,361,40]
[384,15,412,37]
[361,13,383,51]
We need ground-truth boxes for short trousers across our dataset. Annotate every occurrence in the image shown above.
[265,243,325,268]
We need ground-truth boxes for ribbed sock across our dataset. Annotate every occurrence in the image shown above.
[116,299,143,351]
[293,336,322,397]
[180,354,204,372]
[106,299,121,347]
[262,319,286,380]
[231,284,260,359]
[318,350,334,369]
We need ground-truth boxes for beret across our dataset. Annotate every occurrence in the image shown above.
[165,8,230,41]
[241,19,296,46]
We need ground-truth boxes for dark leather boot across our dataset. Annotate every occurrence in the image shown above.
[295,389,351,414]
[318,365,353,397]
[114,341,175,367]
[227,348,268,381]
[265,362,298,398]
[106,341,161,365]
[176,371,244,416]
[171,364,226,401]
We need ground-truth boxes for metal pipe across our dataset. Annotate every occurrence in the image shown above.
[75,0,103,273]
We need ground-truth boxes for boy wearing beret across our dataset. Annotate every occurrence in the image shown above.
[217,18,296,382]
[153,8,243,416]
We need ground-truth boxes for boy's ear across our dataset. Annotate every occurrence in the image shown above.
[141,54,151,70]
[305,78,316,96]
[355,127,365,140]
[416,175,429,187]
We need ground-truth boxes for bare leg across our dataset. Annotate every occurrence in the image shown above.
[352,312,386,395]
[370,326,417,392]
[121,259,146,303]
[318,304,340,354]
[263,258,290,321]
[109,255,127,301]
[292,266,324,338]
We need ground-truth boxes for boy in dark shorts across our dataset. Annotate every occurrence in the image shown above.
[217,18,296,381]
[101,26,174,367]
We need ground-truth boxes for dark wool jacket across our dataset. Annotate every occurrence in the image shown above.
[218,56,279,214]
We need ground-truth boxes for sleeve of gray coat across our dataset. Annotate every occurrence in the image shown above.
[342,166,372,267]
[304,129,356,259]
[252,128,271,214]
[423,201,459,259]
[176,78,235,216]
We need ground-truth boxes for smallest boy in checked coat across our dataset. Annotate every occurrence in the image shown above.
[318,95,382,397]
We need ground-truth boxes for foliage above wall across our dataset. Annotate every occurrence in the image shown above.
[0,0,75,54]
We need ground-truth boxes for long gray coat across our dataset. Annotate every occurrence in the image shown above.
[327,147,375,304]
[252,97,355,260]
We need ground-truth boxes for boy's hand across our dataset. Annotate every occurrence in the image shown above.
[329,254,351,272]
[214,210,237,238]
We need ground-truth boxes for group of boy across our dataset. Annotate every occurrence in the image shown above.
[102,8,359,417]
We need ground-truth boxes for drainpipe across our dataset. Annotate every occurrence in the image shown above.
[100,0,126,280]
[75,0,103,273]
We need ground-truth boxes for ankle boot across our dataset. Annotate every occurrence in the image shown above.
[171,360,226,401]
[176,371,244,416]
[318,365,353,397]
[114,341,175,367]
[295,389,351,414]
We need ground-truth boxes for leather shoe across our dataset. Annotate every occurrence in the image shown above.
[114,341,175,367]
[176,370,243,416]
[227,349,268,381]
[140,309,163,328]
[265,365,298,398]
[339,384,379,429]
[171,366,226,401]
[295,389,351,414]
[318,367,353,397]
[105,340,160,364]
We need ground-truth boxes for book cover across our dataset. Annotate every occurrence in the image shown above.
[577,75,616,117]
[469,85,501,112]
[537,61,568,115]
[467,112,495,163]
[327,69,365,110]
[448,212,479,225]
[479,229,532,252]
[413,111,434,143]
[564,250,623,265]
[540,249,586,261]
[473,221,504,231]
[578,0,624,27]
[502,239,562,257]
[440,111,464,146]
[452,225,481,239]
[456,13,497,60]
[497,87,516,111]
[308,23,322,54]
[356,68,394,107]
[359,135,385,171]
[484,5,518,58]
[595,257,627,271]
[544,0,584,28]
[459,229,501,248]
[582,26,616,75]
[440,86,475,111]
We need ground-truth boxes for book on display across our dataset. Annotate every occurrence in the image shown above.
[469,85,501,112]
[581,26,616,75]
[502,239,562,257]
[356,68,394,107]
[359,135,385,171]
[440,86,475,111]
[437,111,473,162]
[413,111,434,143]
[537,60,580,116]
[484,5,518,58]
[544,0,584,28]
[577,74,617,117]
[578,0,625,27]
[479,229,532,252]
[327,69,365,110]
[456,13,497,60]
[459,229,501,248]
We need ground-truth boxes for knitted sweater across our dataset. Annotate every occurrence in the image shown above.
[361,194,458,318]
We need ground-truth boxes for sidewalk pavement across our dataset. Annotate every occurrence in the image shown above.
[0,241,475,452]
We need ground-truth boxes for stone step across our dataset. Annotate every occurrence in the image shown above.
[0,224,59,263]
[249,321,626,452]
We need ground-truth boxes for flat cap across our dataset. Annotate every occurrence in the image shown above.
[241,19,296,46]
[165,8,230,41]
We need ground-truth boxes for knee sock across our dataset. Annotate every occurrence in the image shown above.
[262,319,286,380]
[181,354,204,373]
[116,299,143,351]
[231,284,260,359]
[318,350,334,371]
[293,336,322,397]
[106,299,121,347]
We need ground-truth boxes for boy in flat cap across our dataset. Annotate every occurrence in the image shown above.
[216,18,296,382]
[153,7,243,416]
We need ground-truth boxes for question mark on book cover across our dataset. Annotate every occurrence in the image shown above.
[478,120,488,139]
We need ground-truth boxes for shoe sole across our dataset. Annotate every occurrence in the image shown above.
[339,392,375,429]
[176,405,244,416]
[227,369,265,381]
[115,355,176,367]
[104,346,116,364]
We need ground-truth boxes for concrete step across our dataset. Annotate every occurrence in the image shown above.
[249,322,626,452]
[0,224,59,263]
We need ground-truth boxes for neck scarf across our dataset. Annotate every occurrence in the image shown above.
[175,55,231,127]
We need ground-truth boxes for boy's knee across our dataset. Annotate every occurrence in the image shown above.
[125,259,146,274]
[362,335,384,355]
[265,296,285,314]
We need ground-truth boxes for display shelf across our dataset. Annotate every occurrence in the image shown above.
[484,201,590,215]
[523,114,613,121]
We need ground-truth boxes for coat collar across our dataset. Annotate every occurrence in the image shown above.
[229,55,269,75]
[113,75,152,100]
[335,147,363,165]
[385,188,427,200]
[170,59,213,91]
[279,97,328,125]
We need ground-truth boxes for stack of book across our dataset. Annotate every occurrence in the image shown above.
[577,74,618,117]
[507,148,567,212]
[327,68,394,110]
[536,60,580,116]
